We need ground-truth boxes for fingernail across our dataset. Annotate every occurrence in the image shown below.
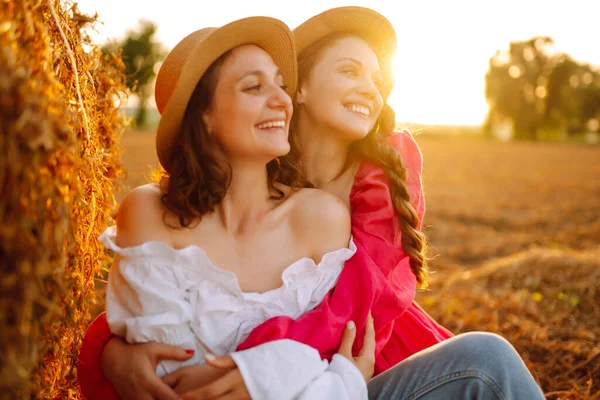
[205,353,216,361]
[185,349,195,354]
[346,320,355,330]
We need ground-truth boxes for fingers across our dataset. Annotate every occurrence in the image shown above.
[359,312,376,357]
[181,370,241,399]
[204,354,237,369]
[338,320,357,357]
[150,343,196,362]
[146,376,183,400]
[161,369,182,387]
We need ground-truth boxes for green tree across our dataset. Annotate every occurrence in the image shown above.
[545,57,600,133]
[485,36,600,140]
[485,37,555,140]
[105,20,166,128]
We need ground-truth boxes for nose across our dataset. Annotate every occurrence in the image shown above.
[356,77,379,99]
[267,84,292,111]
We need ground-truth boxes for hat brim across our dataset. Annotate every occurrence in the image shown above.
[293,7,396,95]
[156,17,297,172]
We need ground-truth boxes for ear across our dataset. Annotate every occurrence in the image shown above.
[202,112,212,133]
[295,85,307,105]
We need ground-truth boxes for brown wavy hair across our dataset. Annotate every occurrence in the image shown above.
[157,50,305,229]
[284,32,428,287]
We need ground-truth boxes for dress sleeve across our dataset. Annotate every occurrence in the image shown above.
[375,301,454,373]
[231,339,367,400]
[350,131,421,295]
[102,232,204,377]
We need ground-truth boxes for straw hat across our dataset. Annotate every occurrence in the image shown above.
[293,6,396,96]
[154,17,297,173]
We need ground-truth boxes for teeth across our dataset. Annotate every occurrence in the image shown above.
[347,104,370,117]
[257,120,285,129]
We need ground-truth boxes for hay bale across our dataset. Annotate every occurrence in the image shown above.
[419,248,600,399]
[0,0,127,397]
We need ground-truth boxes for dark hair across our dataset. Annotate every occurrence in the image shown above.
[157,49,305,228]
[284,32,428,287]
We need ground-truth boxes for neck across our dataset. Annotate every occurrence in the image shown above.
[296,111,353,189]
[216,160,273,234]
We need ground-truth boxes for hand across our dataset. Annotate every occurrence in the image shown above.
[101,337,195,400]
[337,312,376,382]
[162,362,230,394]
[171,354,251,399]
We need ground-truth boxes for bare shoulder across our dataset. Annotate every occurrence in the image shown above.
[115,183,171,247]
[289,188,351,261]
[290,188,349,222]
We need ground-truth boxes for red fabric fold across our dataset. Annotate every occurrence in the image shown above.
[77,312,121,399]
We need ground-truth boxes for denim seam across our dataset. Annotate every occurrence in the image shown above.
[405,369,508,400]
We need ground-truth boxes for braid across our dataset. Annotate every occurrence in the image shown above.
[352,105,428,287]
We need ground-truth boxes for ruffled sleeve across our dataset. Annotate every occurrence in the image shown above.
[101,226,204,376]
[77,226,202,400]
[231,339,367,400]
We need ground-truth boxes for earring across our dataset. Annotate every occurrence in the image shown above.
[295,89,305,105]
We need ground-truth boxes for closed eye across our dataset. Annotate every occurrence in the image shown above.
[341,68,357,77]
[244,84,262,92]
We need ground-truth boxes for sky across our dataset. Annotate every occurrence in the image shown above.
[76,0,600,125]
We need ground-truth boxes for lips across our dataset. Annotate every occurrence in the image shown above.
[345,104,371,118]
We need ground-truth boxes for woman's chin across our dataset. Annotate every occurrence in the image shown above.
[343,127,371,142]
[264,143,291,159]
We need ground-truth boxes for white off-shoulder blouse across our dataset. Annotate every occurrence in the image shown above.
[102,225,367,400]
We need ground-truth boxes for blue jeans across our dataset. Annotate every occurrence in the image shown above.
[367,332,545,399]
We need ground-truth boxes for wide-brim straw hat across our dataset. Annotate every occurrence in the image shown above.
[293,6,396,97]
[154,17,297,173]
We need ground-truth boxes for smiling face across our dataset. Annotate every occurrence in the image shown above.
[295,36,384,143]
[203,44,293,162]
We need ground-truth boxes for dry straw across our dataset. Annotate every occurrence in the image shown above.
[0,0,127,397]
[423,248,600,400]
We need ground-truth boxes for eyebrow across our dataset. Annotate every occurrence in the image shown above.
[236,69,283,82]
[337,57,362,66]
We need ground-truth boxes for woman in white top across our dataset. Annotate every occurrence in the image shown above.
[100,16,375,400]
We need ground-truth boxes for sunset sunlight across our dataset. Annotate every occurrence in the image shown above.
[4,1,599,398]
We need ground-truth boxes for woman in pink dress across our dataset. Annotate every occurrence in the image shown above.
[78,7,545,400]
